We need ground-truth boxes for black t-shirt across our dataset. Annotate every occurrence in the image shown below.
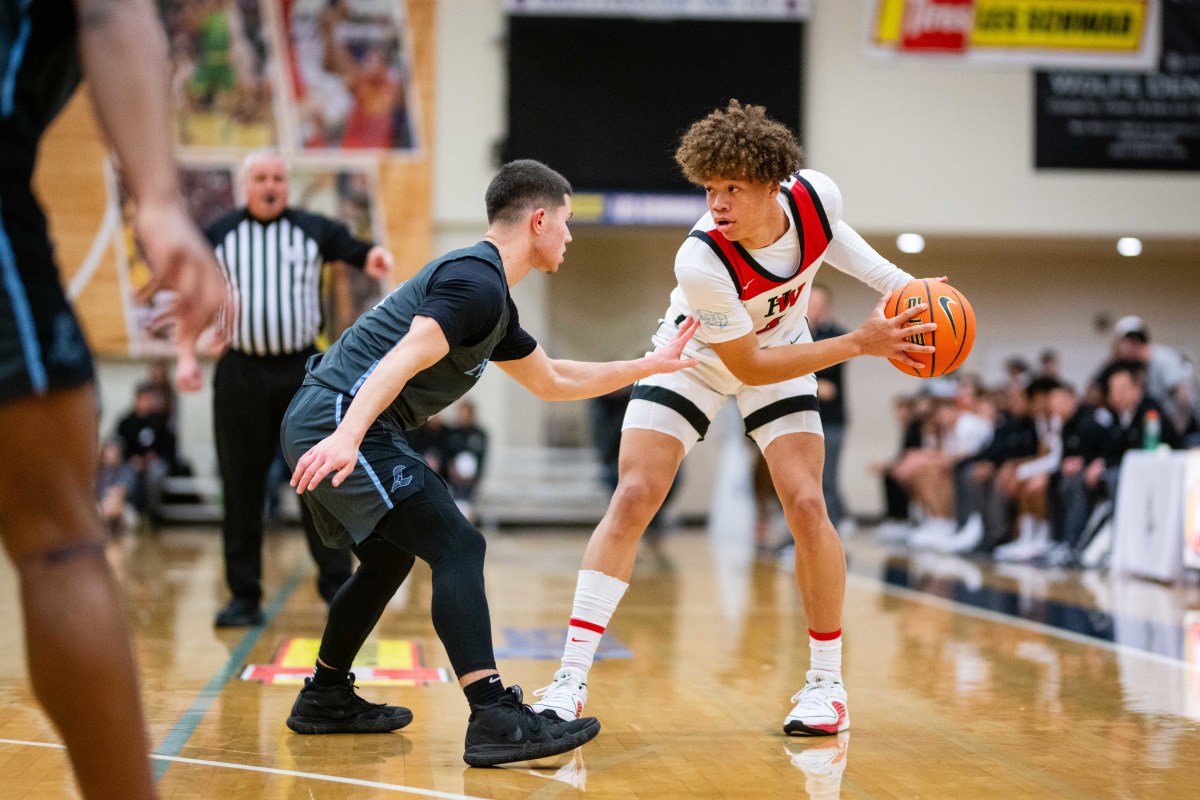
[811,321,847,426]
[415,260,537,361]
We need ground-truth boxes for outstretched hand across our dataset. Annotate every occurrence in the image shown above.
[134,200,231,347]
[858,292,937,369]
[643,316,700,374]
[291,429,361,494]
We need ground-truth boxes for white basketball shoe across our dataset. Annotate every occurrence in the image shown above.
[784,670,850,736]
[530,669,588,722]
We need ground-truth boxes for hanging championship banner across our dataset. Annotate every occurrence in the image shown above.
[867,0,1161,70]
[1036,0,1200,170]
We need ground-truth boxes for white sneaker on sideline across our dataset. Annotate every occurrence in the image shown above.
[530,669,588,722]
[784,670,850,736]
[908,517,957,549]
[937,513,984,554]
[995,519,1051,562]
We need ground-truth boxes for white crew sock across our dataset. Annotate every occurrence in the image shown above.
[560,570,628,679]
[809,629,843,679]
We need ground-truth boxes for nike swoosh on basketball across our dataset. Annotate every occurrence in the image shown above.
[938,295,960,340]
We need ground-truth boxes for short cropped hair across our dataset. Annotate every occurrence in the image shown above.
[485,160,572,225]
[674,99,802,186]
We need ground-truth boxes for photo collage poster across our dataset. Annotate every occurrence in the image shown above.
[113,0,422,355]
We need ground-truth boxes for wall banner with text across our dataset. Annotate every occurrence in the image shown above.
[1035,0,1200,170]
[867,0,1161,70]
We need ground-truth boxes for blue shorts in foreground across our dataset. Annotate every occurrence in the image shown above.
[0,229,94,406]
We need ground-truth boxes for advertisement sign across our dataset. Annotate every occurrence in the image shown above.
[868,0,1161,69]
[1036,0,1200,170]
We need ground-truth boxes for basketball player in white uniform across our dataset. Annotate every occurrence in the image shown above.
[532,101,938,735]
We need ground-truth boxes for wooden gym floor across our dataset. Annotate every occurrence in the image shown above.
[1,523,1198,799]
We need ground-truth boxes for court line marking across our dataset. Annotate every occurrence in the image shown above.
[849,572,1200,673]
[0,739,483,800]
[152,561,310,780]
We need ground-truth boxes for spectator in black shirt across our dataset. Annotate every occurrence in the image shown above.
[1049,383,1111,556]
[1099,360,1180,470]
[443,400,488,505]
[115,383,176,519]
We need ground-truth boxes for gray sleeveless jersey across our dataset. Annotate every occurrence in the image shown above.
[302,241,509,430]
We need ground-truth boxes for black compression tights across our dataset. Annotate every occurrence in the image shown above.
[317,492,496,679]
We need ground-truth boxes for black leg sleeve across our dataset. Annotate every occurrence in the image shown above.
[376,475,496,678]
[301,501,353,602]
[317,535,415,670]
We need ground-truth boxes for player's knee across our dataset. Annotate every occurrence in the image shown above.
[783,490,827,531]
[611,476,669,519]
[447,517,487,566]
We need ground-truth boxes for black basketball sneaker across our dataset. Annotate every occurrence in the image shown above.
[286,673,413,734]
[463,685,601,767]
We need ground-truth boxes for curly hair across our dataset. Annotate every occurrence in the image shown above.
[674,100,802,186]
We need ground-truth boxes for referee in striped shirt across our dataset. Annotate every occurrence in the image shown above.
[207,151,392,627]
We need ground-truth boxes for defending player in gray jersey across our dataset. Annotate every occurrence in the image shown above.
[279,159,698,767]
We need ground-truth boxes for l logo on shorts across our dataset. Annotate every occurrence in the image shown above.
[391,465,413,492]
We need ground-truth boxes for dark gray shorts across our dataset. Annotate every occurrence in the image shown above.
[281,383,429,549]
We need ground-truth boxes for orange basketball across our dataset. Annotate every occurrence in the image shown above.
[885,280,976,378]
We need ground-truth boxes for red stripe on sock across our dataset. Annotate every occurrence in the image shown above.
[808,628,842,641]
[569,618,605,635]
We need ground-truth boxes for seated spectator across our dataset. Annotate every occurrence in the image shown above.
[895,382,994,548]
[407,411,447,475]
[874,394,932,541]
[443,399,489,505]
[115,382,177,523]
[993,377,1068,562]
[97,438,136,535]
[1097,316,1198,440]
[1055,361,1182,563]
[1046,382,1111,564]
[950,382,1040,553]
[1099,360,1180,467]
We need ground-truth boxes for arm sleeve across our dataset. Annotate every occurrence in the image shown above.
[674,239,754,343]
[489,297,538,361]
[824,220,914,295]
[414,261,506,347]
[312,213,374,268]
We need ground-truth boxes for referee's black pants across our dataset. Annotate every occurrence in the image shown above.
[214,348,351,605]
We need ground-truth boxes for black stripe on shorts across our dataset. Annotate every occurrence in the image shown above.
[630,384,711,440]
[743,395,820,435]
